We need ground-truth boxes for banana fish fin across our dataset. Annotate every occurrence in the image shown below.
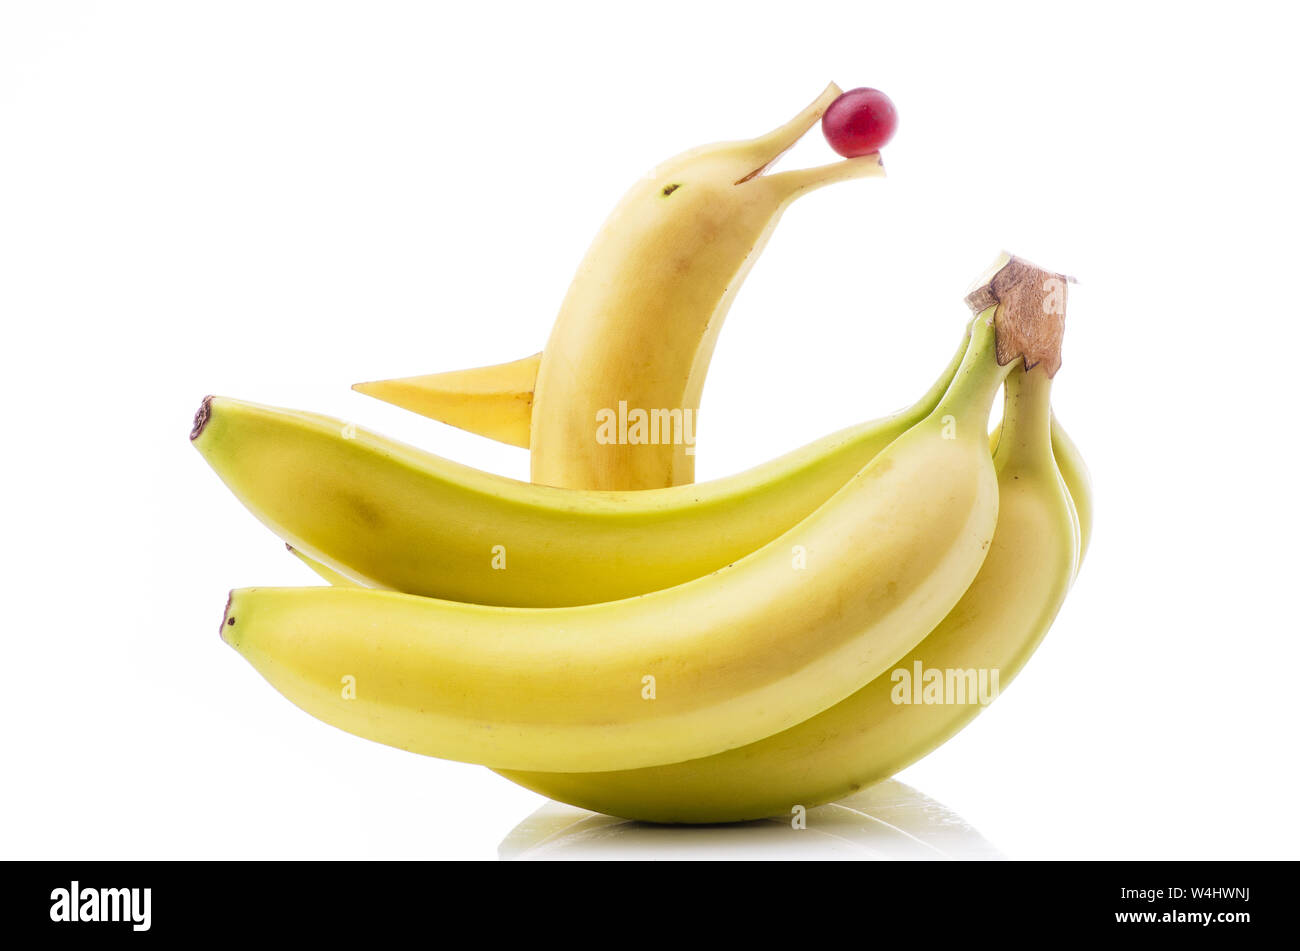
[352,352,540,449]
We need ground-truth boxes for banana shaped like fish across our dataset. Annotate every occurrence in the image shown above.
[354,83,883,488]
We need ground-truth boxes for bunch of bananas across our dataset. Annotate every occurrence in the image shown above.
[195,84,1090,824]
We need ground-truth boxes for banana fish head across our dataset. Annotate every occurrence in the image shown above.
[634,82,885,219]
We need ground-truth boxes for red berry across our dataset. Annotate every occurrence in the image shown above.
[822,88,897,157]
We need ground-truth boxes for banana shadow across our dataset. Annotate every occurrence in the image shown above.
[498,779,1003,861]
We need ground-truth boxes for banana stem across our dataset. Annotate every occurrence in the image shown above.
[997,366,1055,473]
[916,321,974,411]
[964,253,1071,378]
[933,312,1014,426]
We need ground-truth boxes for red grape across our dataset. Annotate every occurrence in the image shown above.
[822,88,897,157]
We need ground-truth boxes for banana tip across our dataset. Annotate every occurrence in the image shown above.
[219,590,235,642]
[191,396,214,441]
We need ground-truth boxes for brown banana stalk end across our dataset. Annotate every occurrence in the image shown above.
[965,253,1074,377]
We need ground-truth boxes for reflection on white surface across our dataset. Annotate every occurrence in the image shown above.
[499,779,1002,860]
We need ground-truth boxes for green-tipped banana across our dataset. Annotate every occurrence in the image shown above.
[193,332,967,607]
[286,417,1092,593]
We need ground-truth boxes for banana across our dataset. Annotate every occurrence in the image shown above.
[219,310,1014,773]
[499,360,1078,821]
[990,416,1091,565]
[192,332,968,607]
[280,416,1091,590]
[1048,416,1093,561]
[354,84,884,488]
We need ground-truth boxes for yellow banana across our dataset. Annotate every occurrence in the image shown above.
[219,311,1013,773]
[500,360,1078,821]
[990,416,1091,565]
[1048,416,1093,562]
[283,417,1091,591]
[192,333,967,607]
[355,84,884,487]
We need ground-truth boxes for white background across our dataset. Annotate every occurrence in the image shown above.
[2,1,1297,860]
